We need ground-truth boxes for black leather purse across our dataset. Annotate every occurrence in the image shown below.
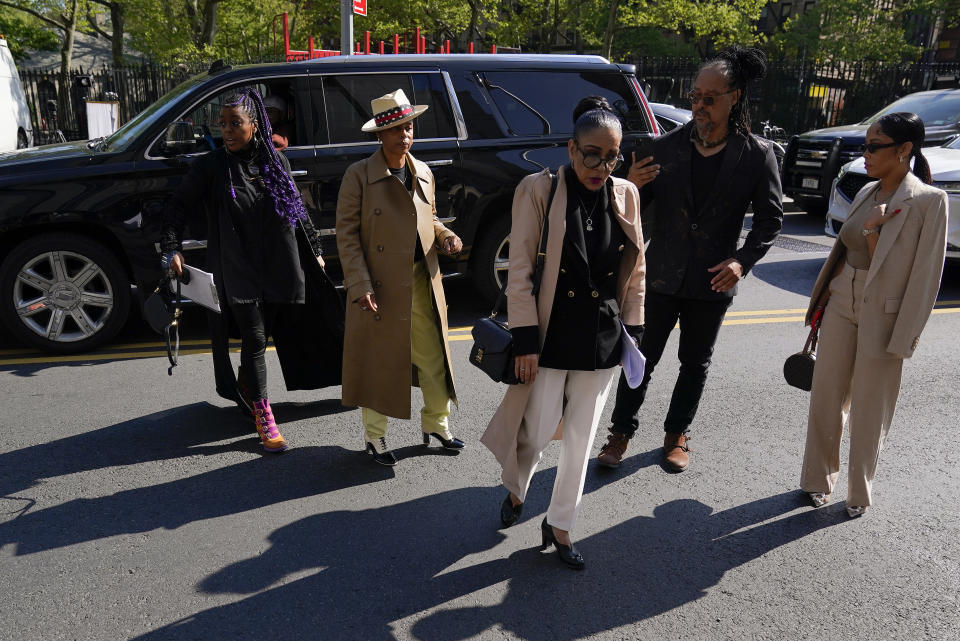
[469,174,558,384]
[783,306,824,392]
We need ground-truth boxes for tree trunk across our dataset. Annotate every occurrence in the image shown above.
[602,0,620,60]
[201,0,222,47]
[110,2,125,67]
[58,0,80,134]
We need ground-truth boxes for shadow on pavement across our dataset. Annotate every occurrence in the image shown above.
[129,489,845,641]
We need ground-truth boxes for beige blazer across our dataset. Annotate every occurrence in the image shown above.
[480,166,646,467]
[335,149,457,418]
[805,171,948,359]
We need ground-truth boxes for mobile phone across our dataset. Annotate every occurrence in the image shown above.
[634,138,655,163]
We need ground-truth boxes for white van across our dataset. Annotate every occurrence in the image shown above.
[0,36,33,150]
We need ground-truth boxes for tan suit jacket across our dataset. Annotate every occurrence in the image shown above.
[805,172,948,359]
[336,149,457,418]
[481,167,646,467]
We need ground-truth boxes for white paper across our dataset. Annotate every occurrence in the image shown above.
[620,322,646,389]
[170,264,221,313]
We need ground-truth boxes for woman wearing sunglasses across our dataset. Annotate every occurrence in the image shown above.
[481,106,646,570]
[800,112,948,518]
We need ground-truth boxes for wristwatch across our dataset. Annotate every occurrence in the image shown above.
[861,227,878,237]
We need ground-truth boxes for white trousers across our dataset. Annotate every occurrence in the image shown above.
[504,366,616,533]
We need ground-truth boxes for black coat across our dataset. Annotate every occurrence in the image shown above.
[162,148,344,402]
[642,121,783,300]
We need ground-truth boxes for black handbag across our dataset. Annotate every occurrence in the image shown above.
[469,174,558,384]
[783,306,824,392]
[143,272,185,375]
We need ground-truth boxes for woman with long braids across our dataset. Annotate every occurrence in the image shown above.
[595,46,783,472]
[161,87,343,452]
[801,113,948,518]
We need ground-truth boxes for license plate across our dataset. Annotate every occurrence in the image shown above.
[803,177,819,189]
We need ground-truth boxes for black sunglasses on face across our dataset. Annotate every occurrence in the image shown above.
[863,141,899,154]
[686,89,735,106]
[575,143,624,171]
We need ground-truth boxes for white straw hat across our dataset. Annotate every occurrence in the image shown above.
[361,89,429,133]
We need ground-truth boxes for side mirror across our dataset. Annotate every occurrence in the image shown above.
[162,121,198,155]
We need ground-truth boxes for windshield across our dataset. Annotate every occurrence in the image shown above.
[101,74,208,151]
[862,92,960,127]
[946,134,960,149]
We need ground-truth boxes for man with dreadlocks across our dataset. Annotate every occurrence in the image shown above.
[161,87,343,453]
[596,46,783,472]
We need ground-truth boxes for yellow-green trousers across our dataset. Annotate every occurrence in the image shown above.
[362,261,451,439]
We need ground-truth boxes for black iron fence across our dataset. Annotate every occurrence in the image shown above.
[635,57,960,137]
[18,56,960,143]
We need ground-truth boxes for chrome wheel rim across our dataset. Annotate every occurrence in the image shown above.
[13,250,114,343]
[493,235,510,289]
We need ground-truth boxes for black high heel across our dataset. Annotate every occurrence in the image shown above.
[422,431,465,450]
[500,494,523,527]
[540,518,585,570]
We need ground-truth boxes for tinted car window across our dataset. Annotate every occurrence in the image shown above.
[482,71,650,136]
[321,73,457,144]
[863,91,960,127]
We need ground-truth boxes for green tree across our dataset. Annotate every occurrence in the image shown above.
[772,0,957,63]
[0,11,59,62]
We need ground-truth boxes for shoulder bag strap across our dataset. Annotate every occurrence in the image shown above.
[487,173,558,317]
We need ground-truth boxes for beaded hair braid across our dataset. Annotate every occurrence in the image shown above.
[222,88,307,227]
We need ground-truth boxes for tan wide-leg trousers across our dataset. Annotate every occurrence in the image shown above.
[800,263,903,507]
[504,366,616,533]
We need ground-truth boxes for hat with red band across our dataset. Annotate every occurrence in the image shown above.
[361,89,429,133]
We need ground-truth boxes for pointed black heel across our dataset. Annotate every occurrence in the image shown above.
[539,518,585,570]
[422,431,465,450]
[500,494,523,527]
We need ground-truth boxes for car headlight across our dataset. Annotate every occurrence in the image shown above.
[934,181,960,194]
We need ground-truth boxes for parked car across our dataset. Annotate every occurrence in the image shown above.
[0,36,33,151]
[0,54,657,353]
[825,134,960,261]
[782,87,960,215]
[649,102,691,133]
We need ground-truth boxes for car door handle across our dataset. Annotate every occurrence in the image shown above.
[289,170,308,177]
[424,159,453,167]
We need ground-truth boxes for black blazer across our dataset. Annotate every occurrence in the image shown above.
[642,121,783,300]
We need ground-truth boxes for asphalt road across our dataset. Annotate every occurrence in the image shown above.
[2,210,959,641]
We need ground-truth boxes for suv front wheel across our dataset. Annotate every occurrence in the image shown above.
[471,215,512,305]
[0,233,131,353]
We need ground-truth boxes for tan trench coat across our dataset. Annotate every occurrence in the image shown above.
[336,149,457,418]
[803,171,948,359]
[480,166,646,470]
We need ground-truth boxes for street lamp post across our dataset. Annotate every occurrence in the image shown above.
[341,0,353,56]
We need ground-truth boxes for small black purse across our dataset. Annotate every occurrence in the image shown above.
[783,306,824,392]
[469,174,557,385]
[143,272,186,375]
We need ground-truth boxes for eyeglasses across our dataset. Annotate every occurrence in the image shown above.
[863,141,898,154]
[575,143,624,171]
[686,89,735,106]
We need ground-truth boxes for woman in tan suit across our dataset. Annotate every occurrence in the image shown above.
[801,112,948,517]
[481,108,646,569]
[336,89,463,466]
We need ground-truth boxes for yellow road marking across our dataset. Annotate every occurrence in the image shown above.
[2,305,959,366]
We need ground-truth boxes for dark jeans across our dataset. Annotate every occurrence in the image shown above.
[611,291,732,436]
[231,302,281,402]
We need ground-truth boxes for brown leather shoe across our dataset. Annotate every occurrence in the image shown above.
[663,432,690,472]
[597,432,630,468]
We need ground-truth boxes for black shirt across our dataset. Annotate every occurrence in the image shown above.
[691,143,725,214]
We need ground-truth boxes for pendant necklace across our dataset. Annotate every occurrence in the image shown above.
[577,192,601,232]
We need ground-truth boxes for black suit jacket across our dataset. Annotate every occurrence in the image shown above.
[642,121,783,300]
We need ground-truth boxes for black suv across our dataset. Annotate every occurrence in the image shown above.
[0,54,657,353]
[781,87,960,214]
